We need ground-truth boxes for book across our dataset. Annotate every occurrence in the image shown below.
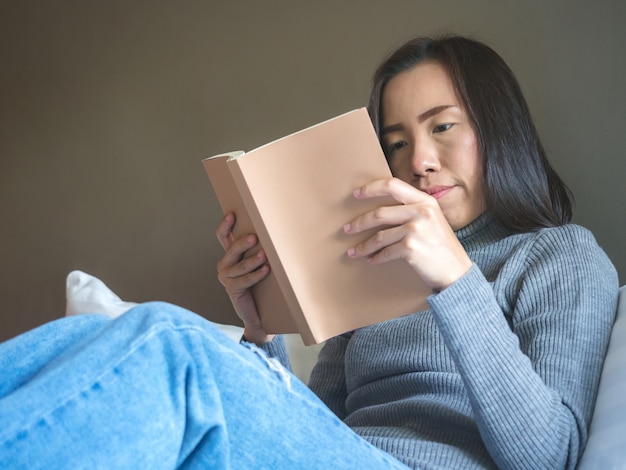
[202,108,430,345]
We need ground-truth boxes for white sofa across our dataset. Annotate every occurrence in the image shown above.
[577,284,625,468]
[66,271,625,467]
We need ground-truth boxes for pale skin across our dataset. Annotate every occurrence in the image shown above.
[216,61,485,345]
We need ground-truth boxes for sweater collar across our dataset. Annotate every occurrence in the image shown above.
[454,212,510,246]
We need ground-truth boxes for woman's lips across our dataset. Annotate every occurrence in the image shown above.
[424,186,454,199]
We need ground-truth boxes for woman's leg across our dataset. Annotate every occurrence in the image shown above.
[0,302,408,469]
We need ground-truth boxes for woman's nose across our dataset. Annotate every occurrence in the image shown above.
[410,142,441,176]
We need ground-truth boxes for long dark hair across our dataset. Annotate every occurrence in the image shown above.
[368,35,572,232]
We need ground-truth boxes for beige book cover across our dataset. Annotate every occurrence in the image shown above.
[203,108,430,345]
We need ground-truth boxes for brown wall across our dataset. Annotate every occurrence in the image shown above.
[1,0,625,342]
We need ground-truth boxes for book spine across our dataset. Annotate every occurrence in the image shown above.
[227,161,317,345]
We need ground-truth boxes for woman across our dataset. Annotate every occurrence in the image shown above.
[216,36,618,468]
[0,35,618,469]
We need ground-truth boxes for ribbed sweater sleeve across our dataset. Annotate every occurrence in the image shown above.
[428,225,618,469]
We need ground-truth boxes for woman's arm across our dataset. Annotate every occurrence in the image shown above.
[430,225,618,469]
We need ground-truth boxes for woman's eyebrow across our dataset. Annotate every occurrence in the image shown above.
[417,105,456,122]
[380,123,402,136]
[381,105,457,136]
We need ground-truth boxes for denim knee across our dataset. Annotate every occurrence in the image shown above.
[119,301,223,337]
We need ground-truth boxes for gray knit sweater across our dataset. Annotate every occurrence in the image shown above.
[264,214,619,469]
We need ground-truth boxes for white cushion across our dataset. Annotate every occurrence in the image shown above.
[66,270,138,319]
[578,285,626,469]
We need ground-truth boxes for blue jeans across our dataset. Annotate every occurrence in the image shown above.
[0,302,409,469]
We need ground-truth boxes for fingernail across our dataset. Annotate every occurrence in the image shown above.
[347,247,355,257]
[343,223,351,233]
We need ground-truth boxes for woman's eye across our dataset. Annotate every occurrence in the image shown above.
[433,123,453,133]
[386,140,407,155]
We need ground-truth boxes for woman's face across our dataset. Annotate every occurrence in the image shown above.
[380,61,486,231]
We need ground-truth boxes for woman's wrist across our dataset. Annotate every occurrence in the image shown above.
[242,325,275,346]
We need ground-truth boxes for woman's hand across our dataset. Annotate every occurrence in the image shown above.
[344,178,473,292]
[216,212,274,344]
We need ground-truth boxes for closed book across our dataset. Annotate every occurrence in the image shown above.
[203,108,429,345]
